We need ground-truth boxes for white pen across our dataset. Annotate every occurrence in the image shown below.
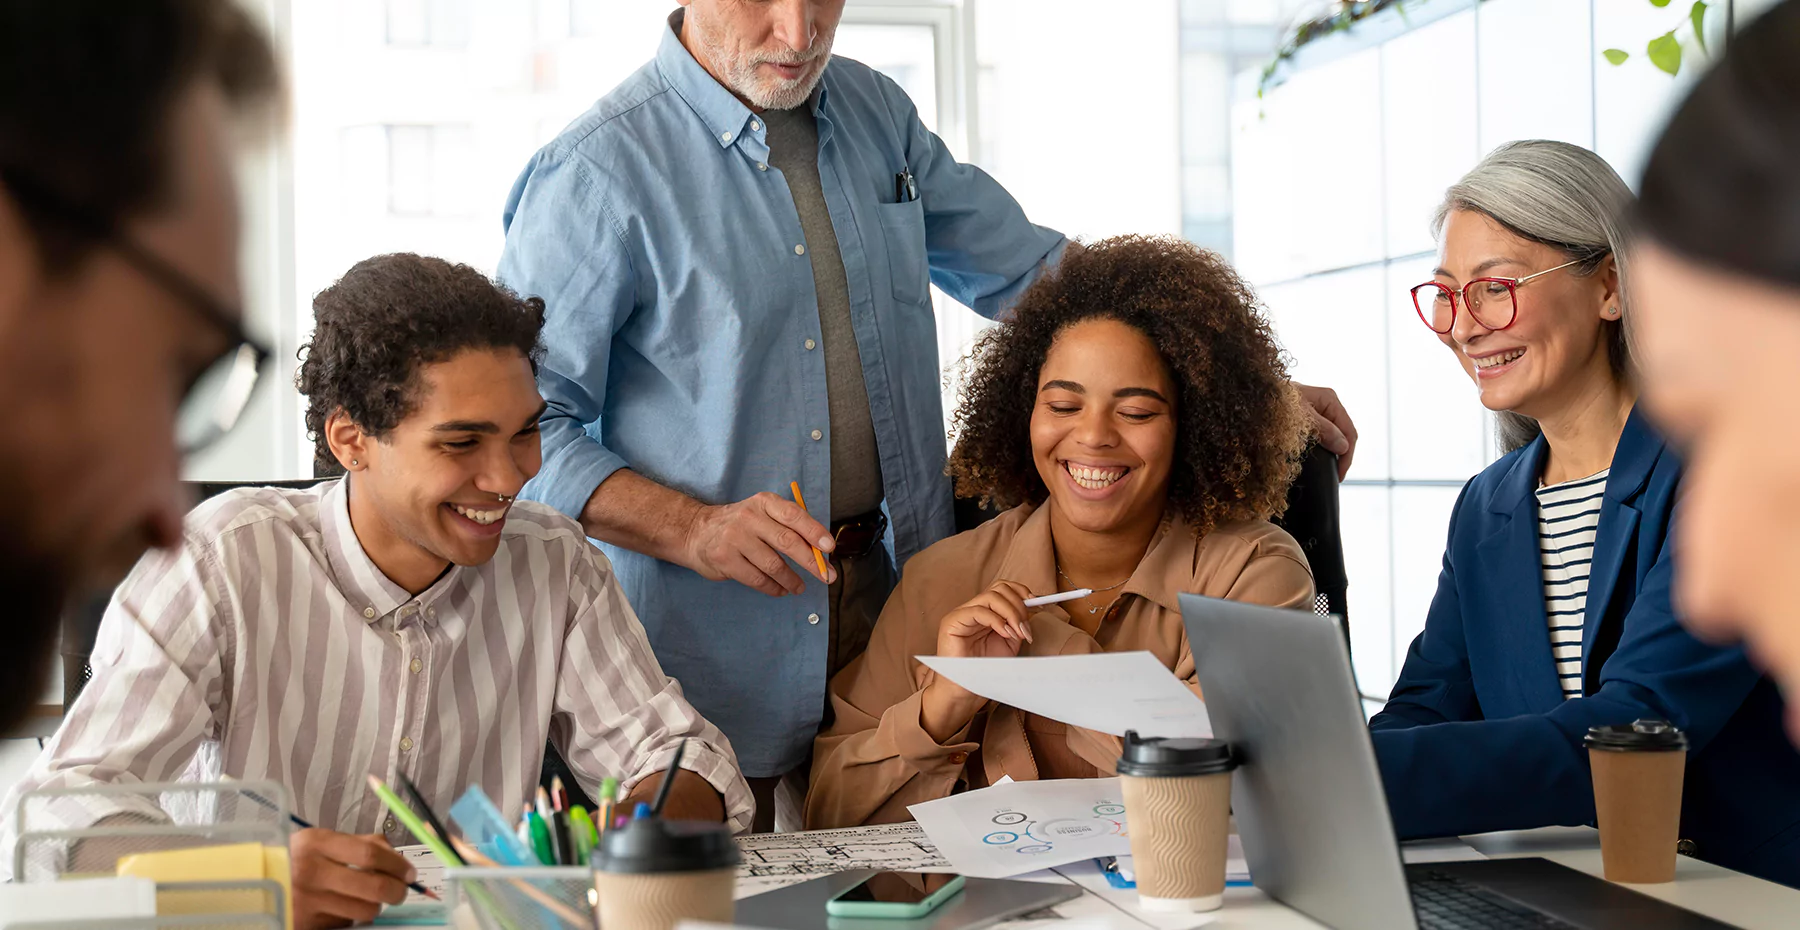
[1022,588,1092,608]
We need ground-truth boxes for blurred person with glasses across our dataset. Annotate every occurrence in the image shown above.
[1634,5,1800,751]
[1369,140,1800,888]
[0,1,278,733]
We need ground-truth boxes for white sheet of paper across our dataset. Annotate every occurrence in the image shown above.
[395,844,448,904]
[917,651,1210,738]
[908,778,1133,879]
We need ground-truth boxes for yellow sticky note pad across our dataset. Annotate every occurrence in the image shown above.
[116,841,293,930]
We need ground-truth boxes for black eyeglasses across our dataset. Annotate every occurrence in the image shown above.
[0,165,271,454]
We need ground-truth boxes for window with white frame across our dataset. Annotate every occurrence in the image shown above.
[386,0,471,48]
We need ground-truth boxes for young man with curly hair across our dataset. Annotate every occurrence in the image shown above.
[4,254,751,929]
[804,236,1315,829]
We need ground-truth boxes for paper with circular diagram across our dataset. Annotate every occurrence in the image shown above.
[907,777,1134,878]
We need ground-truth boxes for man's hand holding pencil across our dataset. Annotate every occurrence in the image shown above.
[680,489,837,597]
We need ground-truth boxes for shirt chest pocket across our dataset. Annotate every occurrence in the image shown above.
[875,199,929,305]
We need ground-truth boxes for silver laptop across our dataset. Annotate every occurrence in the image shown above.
[1180,593,1735,930]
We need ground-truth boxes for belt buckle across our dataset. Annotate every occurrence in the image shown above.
[832,512,888,561]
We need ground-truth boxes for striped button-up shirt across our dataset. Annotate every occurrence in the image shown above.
[3,478,753,869]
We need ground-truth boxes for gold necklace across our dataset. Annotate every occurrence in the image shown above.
[1055,564,1131,615]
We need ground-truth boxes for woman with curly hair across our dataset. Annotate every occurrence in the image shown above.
[804,235,1314,829]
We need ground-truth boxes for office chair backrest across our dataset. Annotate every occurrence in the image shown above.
[60,479,324,707]
[952,441,1349,649]
[1272,443,1350,650]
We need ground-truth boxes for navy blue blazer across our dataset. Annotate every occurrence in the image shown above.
[1370,408,1800,888]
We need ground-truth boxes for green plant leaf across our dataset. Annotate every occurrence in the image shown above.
[1691,0,1710,55]
[1603,48,1631,65]
[1648,0,1672,7]
[1647,31,1682,74]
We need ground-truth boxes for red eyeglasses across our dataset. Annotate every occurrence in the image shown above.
[1410,257,1589,334]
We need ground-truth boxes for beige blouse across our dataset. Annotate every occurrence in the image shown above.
[805,502,1314,829]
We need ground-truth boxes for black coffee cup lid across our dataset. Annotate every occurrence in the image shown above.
[1115,730,1237,777]
[1584,719,1688,752]
[591,817,741,874]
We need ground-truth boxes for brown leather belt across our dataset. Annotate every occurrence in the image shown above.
[830,510,888,562]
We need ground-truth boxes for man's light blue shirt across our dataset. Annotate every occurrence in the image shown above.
[499,13,1067,775]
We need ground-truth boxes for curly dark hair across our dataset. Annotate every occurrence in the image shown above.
[297,253,545,475]
[947,235,1309,535]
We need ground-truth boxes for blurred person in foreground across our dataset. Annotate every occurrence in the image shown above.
[0,1,279,730]
[1633,1,1800,754]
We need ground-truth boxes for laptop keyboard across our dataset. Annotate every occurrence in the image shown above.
[1409,868,1579,930]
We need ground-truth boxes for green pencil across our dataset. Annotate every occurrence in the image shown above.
[365,774,462,867]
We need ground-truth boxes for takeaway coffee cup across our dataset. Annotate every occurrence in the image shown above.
[590,817,740,930]
[1585,719,1688,884]
[1116,730,1237,912]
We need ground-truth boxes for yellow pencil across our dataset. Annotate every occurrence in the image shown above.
[790,481,830,579]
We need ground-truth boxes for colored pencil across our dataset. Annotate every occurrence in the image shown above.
[789,481,830,579]
[365,774,461,867]
[649,739,687,817]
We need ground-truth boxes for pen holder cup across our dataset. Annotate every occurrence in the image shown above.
[10,780,293,884]
[445,866,596,930]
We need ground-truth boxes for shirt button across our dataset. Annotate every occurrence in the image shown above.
[399,737,414,752]
[949,752,968,764]
[750,119,762,131]
[757,162,768,171]
[794,244,806,256]
[385,816,396,832]
[427,608,436,620]
[410,657,422,674]
[807,613,820,625]
[810,429,823,441]
[362,607,376,619]
[804,338,816,350]
[720,130,733,142]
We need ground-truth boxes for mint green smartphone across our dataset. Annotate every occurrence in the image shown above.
[825,872,967,918]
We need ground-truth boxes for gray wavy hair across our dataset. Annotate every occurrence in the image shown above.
[1432,140,1637,453]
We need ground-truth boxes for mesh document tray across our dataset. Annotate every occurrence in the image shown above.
[11,780,292,897]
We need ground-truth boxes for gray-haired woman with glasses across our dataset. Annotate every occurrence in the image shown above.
[1369,139,1800,889]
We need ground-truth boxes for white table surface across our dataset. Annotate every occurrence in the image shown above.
[1040,826,1798,930]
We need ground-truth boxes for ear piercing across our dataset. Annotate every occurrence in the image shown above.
[1605,306,1620,317]
[350,459,359,467]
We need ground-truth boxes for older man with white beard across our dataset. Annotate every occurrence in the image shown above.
[498,0,1359,830]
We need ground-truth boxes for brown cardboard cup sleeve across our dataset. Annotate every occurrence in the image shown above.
[1584,719,1688,885]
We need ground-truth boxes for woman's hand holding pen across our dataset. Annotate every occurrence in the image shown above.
[920,580,1034,743]
[680,492,837,597]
